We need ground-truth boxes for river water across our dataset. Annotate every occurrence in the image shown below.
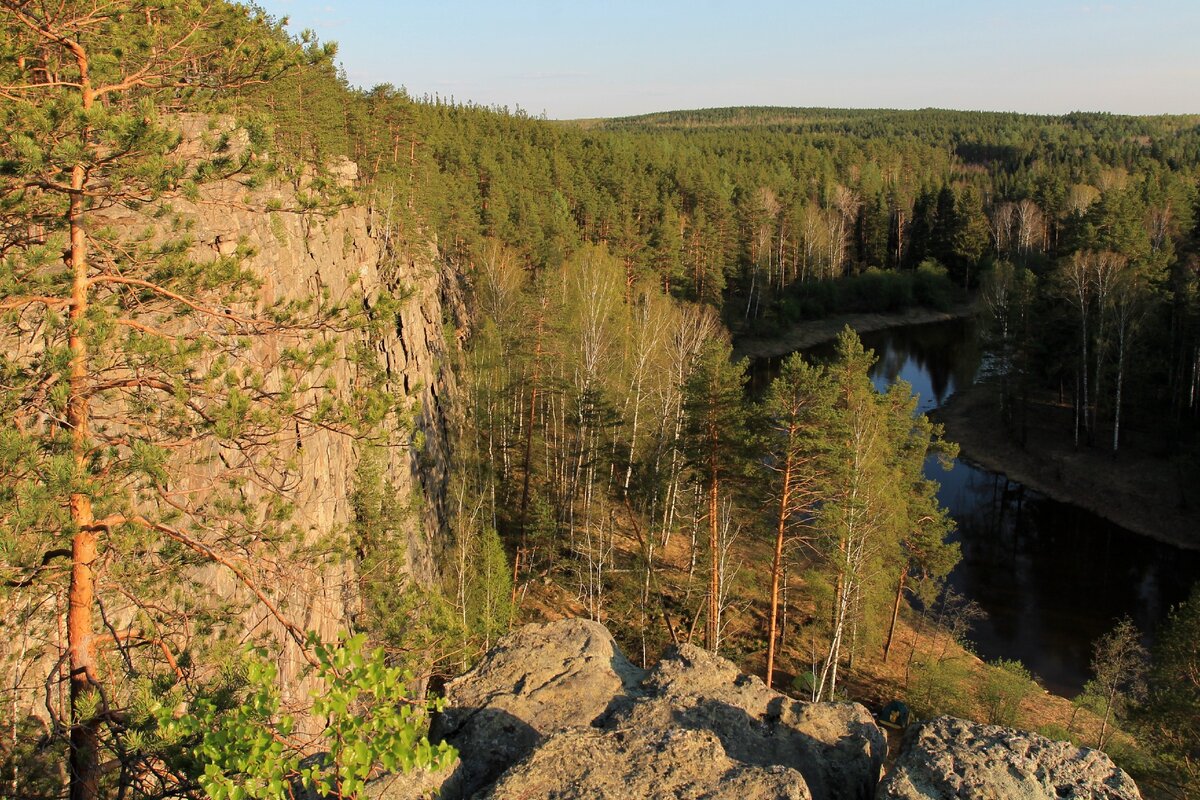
[750,317,1200,697]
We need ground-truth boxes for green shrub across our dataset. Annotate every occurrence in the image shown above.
[978,658,1035,727]
[157,635,455,800]
[1037,723,1072,743]
[906,657,971,719]
[913,259,954,310]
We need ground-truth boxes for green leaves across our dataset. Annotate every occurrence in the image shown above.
[978,658,1035,727]
[161,636,454,800]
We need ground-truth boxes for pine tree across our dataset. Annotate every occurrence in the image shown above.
[683,337,752,652]
[880,387,958,663]
[760,354,833,687]
[0,4,358,796]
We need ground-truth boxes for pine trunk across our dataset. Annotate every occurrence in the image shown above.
[707,463,720,652]
[883,567,907,662]
[766,452,794,688]
[67,73,100,797]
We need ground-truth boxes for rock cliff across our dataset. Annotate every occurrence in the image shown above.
[370,619,1142,800]
[159,119,463,688]
[1,116,462,718]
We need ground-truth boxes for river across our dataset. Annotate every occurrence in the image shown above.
[749,317,1200,697]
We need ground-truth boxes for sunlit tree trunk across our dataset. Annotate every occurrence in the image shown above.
[883,567,907,663]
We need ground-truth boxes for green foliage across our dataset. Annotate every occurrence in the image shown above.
[684,338,755,483]
[159,656,298,800]
[469,526,514,651]
[308,636,456,797]
[1136,584,1200,796]
[158,636,454,800]
[1089,616,1148,749]
[1037,724,1072,743]
[906,657,972,719]
[978,658,1036,727]
[790,670,818,698]
[0,714,62,800]
[1072,679,1109,722]
[913,259,955,310]
[773,265,958,325]
[353,447,463,678]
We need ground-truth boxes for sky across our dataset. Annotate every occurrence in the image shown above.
[254,1,1200,119]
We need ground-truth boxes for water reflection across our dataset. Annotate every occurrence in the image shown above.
[749,318,1200,697]
[943,466,1199,695]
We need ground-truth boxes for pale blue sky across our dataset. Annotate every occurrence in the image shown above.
[256,1,1200,118]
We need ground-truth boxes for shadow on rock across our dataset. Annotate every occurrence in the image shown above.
[430,707,539,800]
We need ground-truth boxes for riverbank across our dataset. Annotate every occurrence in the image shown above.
[932,380,1200,551]
[733,303,977,360]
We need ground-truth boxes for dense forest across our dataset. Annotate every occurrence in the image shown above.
[248,64,1200,800]
[242,48,1200,799]
[2,1,1200,798]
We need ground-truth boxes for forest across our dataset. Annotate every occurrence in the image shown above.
[2,1,1200,799]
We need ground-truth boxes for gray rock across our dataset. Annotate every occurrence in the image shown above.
[430,619,646,799]
[621,644,884,800]
[484,726,811,800]
[364,762,458,800]
[428,619,881,799]
[877,716,1142,800]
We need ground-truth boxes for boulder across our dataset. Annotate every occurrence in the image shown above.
[364,763,457,800]
[428,619,882,799]
[484,725,811,800]
[621,644,884,800]
[877,716,1142,800]
[429,619,645,798]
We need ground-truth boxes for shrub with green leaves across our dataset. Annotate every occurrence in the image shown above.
[157,634,455,800]
[978,658,1035,727]
[906,657,971,719]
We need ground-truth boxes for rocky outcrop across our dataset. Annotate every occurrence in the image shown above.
[877,716,1142,800]
[375,621,1145,799]
[83,117,460,696]
[626,644,884,800]
[156,130,460,692]
[430,620,645,798]
[423,619,884,800]
[485,726,812,800]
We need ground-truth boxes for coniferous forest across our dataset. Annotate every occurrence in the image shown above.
[2,2,1200,799]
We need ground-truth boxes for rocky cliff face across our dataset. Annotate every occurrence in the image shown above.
[158,127,462,687]
[369,620,1142,800]
[2,117,462,719]
[398,619,885,800]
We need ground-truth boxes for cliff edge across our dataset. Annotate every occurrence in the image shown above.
[368,619,1141,800]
